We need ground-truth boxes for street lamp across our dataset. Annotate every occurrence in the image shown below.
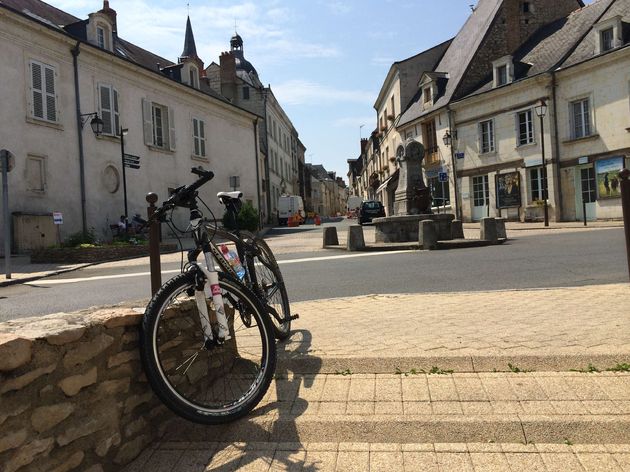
[442,129,461,220]
[534,99,549,227]
[442,130,452,147]
[80,112,104,136]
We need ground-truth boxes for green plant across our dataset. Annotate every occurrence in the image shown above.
[564,438,573,446]
[606,363,630,372]
[507,363,532,373]
[428,366,453,375]
[396,367,422,376]
[571,363,600,373]
[335,368,352,376]
[222,201,260,232]
[63,228,98,247]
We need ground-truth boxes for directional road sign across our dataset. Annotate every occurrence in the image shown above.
[123,153,140,169]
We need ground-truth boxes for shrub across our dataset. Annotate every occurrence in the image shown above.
[63,228,98,247]
[222,201,260,232]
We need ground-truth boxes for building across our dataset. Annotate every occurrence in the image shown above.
[351,0,629,222]
[0,0,261,253]
[206,34,306,225]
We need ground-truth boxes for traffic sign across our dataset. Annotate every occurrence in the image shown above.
[438,171,448,183]
[123,153,140,169]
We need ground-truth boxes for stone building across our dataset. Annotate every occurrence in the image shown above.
[0,0,261,253]
[206,34,306,224]
[351,0,629,222]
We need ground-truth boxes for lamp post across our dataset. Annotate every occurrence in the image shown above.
[534,100,549,226]
[119,126,130,228]
[442,129,461,220]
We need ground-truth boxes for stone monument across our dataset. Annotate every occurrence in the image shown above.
[393,140,432,215]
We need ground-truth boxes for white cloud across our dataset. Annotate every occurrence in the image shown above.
[321,1,352,15]
[273,80,375,106]
[333,116,377,129]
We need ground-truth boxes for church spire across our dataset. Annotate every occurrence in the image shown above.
[180,16,198,61]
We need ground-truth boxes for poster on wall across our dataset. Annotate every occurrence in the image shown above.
[496,172,521,208]
[595,156,624,199]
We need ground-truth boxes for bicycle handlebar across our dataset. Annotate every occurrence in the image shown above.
[150,167,214,222]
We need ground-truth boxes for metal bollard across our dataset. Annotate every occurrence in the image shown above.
[147,192,161,295]
[619,169,630,282]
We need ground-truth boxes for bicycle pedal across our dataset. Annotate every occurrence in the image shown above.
[289,313,300,320]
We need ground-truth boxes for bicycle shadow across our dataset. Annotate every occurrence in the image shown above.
[166,328,323,471]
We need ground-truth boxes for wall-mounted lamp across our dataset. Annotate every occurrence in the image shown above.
[80,112,104,136]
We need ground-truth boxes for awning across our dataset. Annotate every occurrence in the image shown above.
[376,169,400,194]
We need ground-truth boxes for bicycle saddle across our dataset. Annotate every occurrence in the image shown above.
[217,191,243,201]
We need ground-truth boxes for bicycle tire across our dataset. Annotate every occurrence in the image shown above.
[140,270,276,424]
[246,236,292,340]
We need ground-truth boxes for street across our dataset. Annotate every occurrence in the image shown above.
[0,221,626,321]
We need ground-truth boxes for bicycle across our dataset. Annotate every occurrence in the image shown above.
[140,167,283,424]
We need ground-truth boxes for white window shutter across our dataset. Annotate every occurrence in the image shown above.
[168,106,176,151]
[113,89,120,134]
[200,120,206,156]
[142,98,152,146]
[31,61,44,119]
[99,85,112,135]
[44,66,56,121]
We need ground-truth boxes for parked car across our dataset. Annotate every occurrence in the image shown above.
[358,200,385,225]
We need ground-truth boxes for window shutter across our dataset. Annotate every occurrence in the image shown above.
[192,118,199,156]
[99,85,112,135]
[199,120,205,157]
[142,98,152,146]
[168,106,176,151]
[44,66,56,121]
[583,99,591,136]
[31,62,44,119]
[113,89,120,135]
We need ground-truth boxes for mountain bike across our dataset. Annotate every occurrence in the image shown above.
[140,167,280,424]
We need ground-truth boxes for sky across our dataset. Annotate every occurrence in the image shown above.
[48,0,594,183]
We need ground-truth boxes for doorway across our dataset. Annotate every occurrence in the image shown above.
[575,165,596,221]
[472,175,490,221]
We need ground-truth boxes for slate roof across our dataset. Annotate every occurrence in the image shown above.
[180,16,198,60]
[463,0,615,98]
[561,0,630,68]
[398,0,503,126]
[0,0,235,106]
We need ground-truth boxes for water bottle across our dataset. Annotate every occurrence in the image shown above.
[220,244,245,280]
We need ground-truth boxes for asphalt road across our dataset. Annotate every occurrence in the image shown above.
[0,226,626,321]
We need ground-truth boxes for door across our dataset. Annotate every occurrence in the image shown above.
[472,175,490,221]
[575,166,596,221]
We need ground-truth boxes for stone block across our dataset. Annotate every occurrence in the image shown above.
[58,366,97,397]
[0,428,28,454]
[0,363,57,394]
[103,311,143,329]
[97,378,130,397]
[50,451,84,472]
[496,217,507,239]
[63,333,114,369]
[107,350,140,369]
[480,217,498,243]
[56,415,109,447]
[4,437,54,472]
[113,434,151,465]
[347,225,365,252]
[451,219,464,239]
[124,417,148,438]
[124,392,153,414]
[419,220,437,250]
[323,227,339,246]
[46,326,86,346]
[0,334,32,371]
[95,431,121,457]
[31,403,75,433]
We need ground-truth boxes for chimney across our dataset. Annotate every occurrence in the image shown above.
[220,52,237,100]
[99,0,117,33]
[360,138,369,155]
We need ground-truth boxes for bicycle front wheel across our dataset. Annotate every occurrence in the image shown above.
[140,271,276,424]
[246,236,292,340]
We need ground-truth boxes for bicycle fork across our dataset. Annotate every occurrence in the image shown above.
[193,252,231,345]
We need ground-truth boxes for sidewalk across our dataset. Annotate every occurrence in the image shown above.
[124,283,630,471]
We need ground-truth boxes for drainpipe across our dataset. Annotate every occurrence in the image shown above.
[71,42,88,236]
[447,107,461,220]
[551,70,563,221]
[263,91,271,224]
[253,117,262,230]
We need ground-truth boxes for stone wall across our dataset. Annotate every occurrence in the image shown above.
[0,308,175,472]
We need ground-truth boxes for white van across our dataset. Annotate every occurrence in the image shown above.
[278,195,305,225]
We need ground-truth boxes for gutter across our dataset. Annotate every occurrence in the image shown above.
[253,117,262,229]
[263,91,271,224]
[71,42,87,236]
[551,70,563,221]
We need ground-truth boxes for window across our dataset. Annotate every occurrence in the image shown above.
[473,175,489,207]
[522,1,530,13]
[29,60,57,122]
[188,66,199,89]
[600,28,614,52]
[26,155,46,193]
[581,167,596,203]
[479,120,495,153]
[142,98,175,150]
[517,109,534,146]
[428,176,450,207]
[529,167,547,202]
[570,98,591,139]
[423,87,432,104]
[192,118,206,157]
[97,27,105,48]
[243,86,250,100]
[98,84,119,136]
[496,65,508,86]
[390,96,395,117]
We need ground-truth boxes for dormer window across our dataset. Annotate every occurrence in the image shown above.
[188,65,199,89]
[594,16,622,54]
[492,56,513,88]
[423,87,432,104]
[97,26,106,48]
[87,12,113,52]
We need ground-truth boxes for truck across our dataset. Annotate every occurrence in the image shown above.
[278,195,305,226]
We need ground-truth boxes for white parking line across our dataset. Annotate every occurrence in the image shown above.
[24,250,415,286]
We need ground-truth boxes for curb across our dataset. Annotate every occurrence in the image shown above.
[0,263,93,287]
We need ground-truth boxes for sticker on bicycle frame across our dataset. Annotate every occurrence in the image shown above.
[211,284,221,296]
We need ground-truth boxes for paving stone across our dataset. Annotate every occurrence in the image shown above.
[335,451,368,471]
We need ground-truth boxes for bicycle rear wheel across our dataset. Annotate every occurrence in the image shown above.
[140,270,276,424]
[246,236,292,340]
